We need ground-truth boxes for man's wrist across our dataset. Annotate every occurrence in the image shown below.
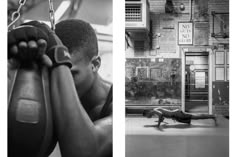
[47,46,72,68]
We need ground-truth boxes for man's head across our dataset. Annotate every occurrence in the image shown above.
[55,19,98,58]
[55,19,101,97]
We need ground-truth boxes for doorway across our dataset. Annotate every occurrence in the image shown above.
[185,52,209,113]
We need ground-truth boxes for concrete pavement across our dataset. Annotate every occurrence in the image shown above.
[126,115,229,157]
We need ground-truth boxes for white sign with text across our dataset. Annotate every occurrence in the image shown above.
[178,22,193,45]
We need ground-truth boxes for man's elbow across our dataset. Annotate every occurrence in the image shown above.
[94,125,112,157]
[95,138,112,157]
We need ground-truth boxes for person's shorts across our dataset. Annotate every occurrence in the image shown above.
[173,110,192,124]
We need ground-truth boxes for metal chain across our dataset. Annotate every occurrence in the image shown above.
[8,0,27,30]
[48,0,55,31]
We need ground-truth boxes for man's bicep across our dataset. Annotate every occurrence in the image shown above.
[94,115,112,157]
[94,115,112,137]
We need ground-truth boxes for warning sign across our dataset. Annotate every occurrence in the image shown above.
[178,22,193,45]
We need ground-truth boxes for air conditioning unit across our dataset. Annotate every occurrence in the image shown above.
[125,0,150,33]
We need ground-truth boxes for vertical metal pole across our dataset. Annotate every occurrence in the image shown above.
[212,11,215,37]
[189,0,193,21]
[207,48,213,114]
[182,48,187,111]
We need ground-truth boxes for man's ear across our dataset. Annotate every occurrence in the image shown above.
[91,56,101,72]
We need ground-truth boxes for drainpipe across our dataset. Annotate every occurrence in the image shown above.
[189,0,193,21]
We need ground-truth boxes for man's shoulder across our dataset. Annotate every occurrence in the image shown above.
[88,84,112,121]
[100,85,112,118]
[89,104,104,121]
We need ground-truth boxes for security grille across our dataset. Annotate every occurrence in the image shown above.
[126,4,142,22]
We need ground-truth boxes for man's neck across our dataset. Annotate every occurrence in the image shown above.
[80,75,111,113]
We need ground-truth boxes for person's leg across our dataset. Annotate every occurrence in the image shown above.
[190,113,215,120]
[173,111,192,124]
[188,113,217,125]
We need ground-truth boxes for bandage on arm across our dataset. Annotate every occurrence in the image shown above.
[50,65,112,157]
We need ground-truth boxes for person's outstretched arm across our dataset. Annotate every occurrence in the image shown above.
[50,65,112,157]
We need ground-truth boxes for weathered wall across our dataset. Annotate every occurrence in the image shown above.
[126,0,191,106]
[213,82,229,105]
[212,82,229,116]
[209,0,229,45]
[209,0,229,115]
[125,0,229,110]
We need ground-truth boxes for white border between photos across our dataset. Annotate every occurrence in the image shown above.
[113,0,125,157]
[0,0,7,156]
[230,1,235,157]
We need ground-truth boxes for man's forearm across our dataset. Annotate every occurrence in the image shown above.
[50,65,98,157]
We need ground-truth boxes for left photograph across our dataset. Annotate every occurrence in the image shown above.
[8,0,113,157]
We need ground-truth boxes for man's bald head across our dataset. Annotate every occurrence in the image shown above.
[55,19,98,61]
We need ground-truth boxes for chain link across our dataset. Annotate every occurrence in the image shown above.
[16,0,26,13]
[48,0,55,31]
[8,0,55,31]
[8,0,27,30]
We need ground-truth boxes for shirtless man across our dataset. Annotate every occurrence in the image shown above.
[8,19,112,157]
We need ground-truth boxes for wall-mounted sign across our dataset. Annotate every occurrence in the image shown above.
[178,22,193,45]
[195,71,206,88]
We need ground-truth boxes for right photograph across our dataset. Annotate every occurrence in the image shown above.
[125,0,229,157]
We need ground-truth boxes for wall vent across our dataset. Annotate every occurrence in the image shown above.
[125,0,150,33]
[126,4,142,22]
